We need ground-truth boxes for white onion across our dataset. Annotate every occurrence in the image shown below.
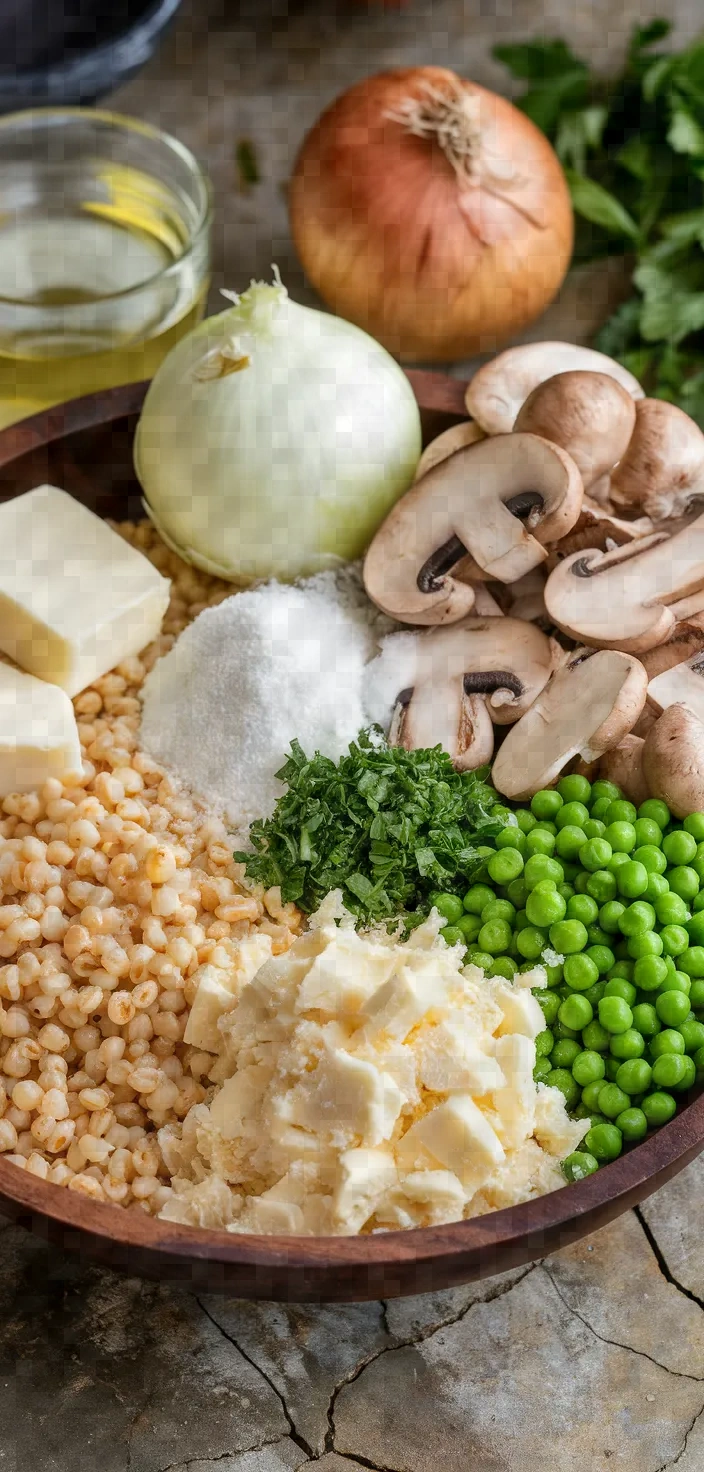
[134,275,422,582]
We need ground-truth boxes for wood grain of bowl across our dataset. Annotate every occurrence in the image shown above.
[0,374,701,1303]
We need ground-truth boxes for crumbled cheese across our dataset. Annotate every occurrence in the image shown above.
[140,567,394,834]
[158,892,588,1236]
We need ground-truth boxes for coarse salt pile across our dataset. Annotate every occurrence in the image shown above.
[139,572,389,836]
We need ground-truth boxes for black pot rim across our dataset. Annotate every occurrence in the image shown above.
[0,0,183,109]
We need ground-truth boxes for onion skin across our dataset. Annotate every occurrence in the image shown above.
[290,68,574,362]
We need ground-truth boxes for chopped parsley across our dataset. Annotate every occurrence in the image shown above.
[234,731,506,923]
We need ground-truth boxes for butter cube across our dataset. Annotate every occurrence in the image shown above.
[0,485,170,695]
[0,662,82,793]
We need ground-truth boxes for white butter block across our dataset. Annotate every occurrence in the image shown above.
[0,662,82,793]
[0,485,170,696]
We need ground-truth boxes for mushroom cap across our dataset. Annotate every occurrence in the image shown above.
[514,370,637,491]
[414,421,485,481]
[642,703,704,818]
[363,432,583,625]
[640,623,704,680]
[543,515,704,653]
[610,398,704,520]
[465,343,644,436]
[647,650,704,724]
[491,647,647,799]
[598,734,649,808]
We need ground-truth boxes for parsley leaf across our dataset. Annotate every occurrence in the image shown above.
[234,732,506,923]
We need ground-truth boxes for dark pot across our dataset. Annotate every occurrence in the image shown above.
[0,0,182,111]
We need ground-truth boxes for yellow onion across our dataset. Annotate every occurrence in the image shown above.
[289,67,574,362]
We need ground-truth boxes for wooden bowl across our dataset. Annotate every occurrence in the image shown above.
[0,375,702,1303]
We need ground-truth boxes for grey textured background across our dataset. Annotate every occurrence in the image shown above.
[2,2,704,1468]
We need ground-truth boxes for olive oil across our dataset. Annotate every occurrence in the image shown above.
[0,159,209,427]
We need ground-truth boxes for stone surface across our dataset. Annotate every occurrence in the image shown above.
[2,2,704,1470]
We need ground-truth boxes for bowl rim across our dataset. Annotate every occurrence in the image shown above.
[0,374,702,1299]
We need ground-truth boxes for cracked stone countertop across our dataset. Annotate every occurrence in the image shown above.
[2,0,704,1468]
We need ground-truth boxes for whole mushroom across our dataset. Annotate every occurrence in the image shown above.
[642,704,704,818]
[598,734,649,808]
[610,399,704,520]
[513,371,636,495]
[465,342,644,436]
[414,421,485,481]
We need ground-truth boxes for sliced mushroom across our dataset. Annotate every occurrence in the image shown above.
[415,421,485,481]
[642,704,704,818]
[465,343,644,436]
[598,735,649,808]
[364,618,559,770]
[470,582,504,617]
[545,500,653,571]
[640,620,704,680]
[503,568,547,624]
[610,399,704,520]
[514,371,637,493]
[491,647,648,799]
[647,648,704,725]
[363,433,583,626]
[543,515,704,653]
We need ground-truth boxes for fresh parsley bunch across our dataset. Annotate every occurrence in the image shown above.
[495,20,704,422]
[234,732,506,923]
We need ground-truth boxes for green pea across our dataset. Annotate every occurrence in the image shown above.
[650,1028,686,1058]
[558,774,592,805]
[642,1091,677,1126]
[680,947,704,978]
[572,1050,606,1088]
[478,919,512,955]
[598,996,633,1034]
[583,819,607,841]
[587,944,615,976]
[555,825,588,861]
[551,1038,582,1068]
[535,1028,554,1058]
[579,838,613,872]
[604,821,637,854]
[658,970,690,994]
[581,1020,610,1055]
[616,1107,648,1141]
[592,781,622,803]
[615,1055,651,1093]
[506,878,528,909]
[609,1028,645,1060]
[655,892,689,926]
[663,829,698,867]
[533,1058,552,1084]
[633,818,662,848]
[463,884,495,915]
[562,1150,600,1181]
[466,950,494,971]
[631,1002,660,1037]
[628,931,664,960]
[563,953,599,992]
[604,1056,622,1081]
[638,798,671,829]
[432,893,464,923]
[553,1020,578,1040]
[660,924,689,957]
[616,860,648,899]
[597,1082,630,1119]
[487,956,519,980]
[456,913,482,943]
[619,900,656,935]
[633,956,669,993]
[656,989,691,1027]
[599,900,627,934]
[533,820,558,836]
[689,979,704,1008]
[531,789,564,820]
[584,1122,623,1161]
[573,873,591,894]
[679,1019,704,1054]
[526,885,567,930]
[548,918,588,955]
[668,866,700,902]
[590,797,612,821]
[558,994,593,1031]
[645,873,670,903]
[556,801,590,831]
[608,852,631,875]
[495,825,527,854]
[606,799,637,825]
[546,1067,581,1109]
[515,810,537,834]
[537,991,561,1025]
[686,911,704,947]
[694,1045,704,1078]
[515,926,547,961]
[652,1053,690,1090]
[684,813,704,842]
[486,849,523,886]
[581,1080,606,1110]
[440,926,464,946]
[586,870,618,904]
[525,828,557,857]
[603,976,637,1005]
[524,854,563,890]
[566,894,597,926]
